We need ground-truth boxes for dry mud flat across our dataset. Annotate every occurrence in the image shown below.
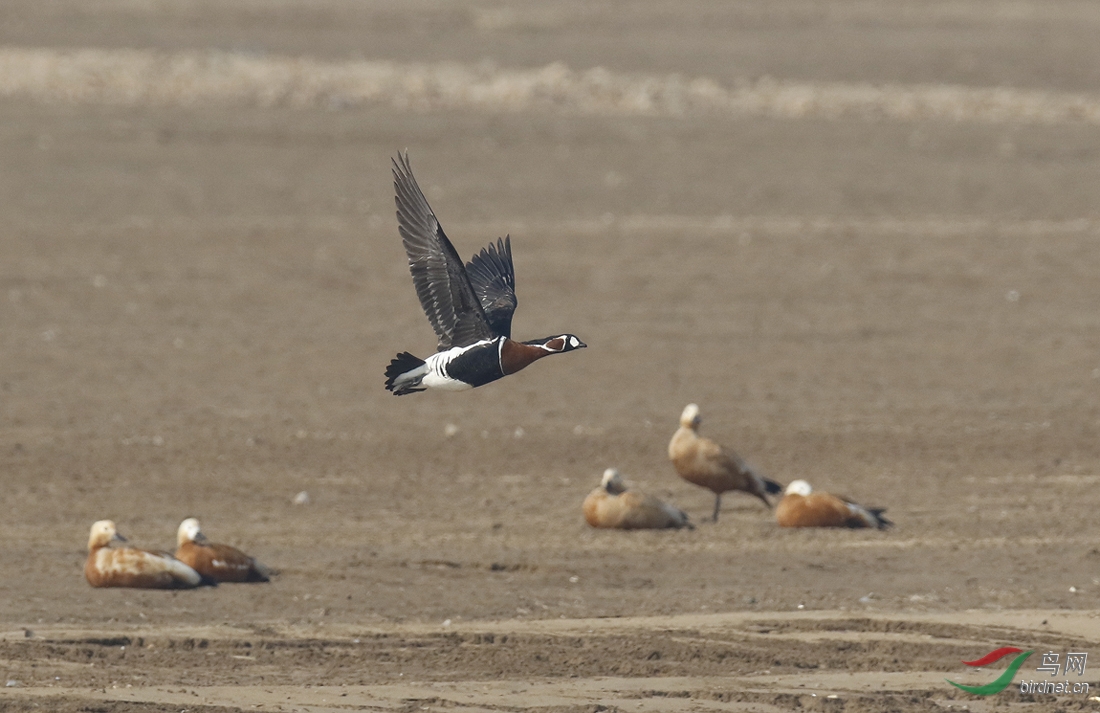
[3,1,1100,712]
[4,610,1100,713]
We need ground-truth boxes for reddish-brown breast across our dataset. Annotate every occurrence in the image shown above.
[582,488,606,528]
[499,339,553,375]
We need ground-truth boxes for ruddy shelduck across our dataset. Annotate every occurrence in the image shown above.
[175,518,270,583]
[85,520,207,589]
[775,480,891,529]
[668,403,782,521]
[583,468,693,530]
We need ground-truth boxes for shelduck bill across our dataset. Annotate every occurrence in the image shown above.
[384,152,586,395]
[667,403,783,522]
[775,480,891,529]
[583,468,693,530]
[84,520,207,589]
[175,518,270,583]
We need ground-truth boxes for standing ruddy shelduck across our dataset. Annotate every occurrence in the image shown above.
[384,152,586,395]
[668,404,782,521]
[175,518,270,583]
[776,480,891,529]
[84,520,207,589]
[583,469,693,530]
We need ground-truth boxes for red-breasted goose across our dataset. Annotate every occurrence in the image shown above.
[385,153,585,395]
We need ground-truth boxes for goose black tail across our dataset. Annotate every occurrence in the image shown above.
[385,352,427,394]
[763,477,783,495]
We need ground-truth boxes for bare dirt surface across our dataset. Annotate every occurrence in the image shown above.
[2,2,1100,711]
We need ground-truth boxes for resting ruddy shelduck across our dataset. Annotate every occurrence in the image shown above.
[175,518,270,583]
[85,520,207,589]
[384,152,586,395]
[668,403,782,521]
[776,480,891,529]
[583,469,693,530]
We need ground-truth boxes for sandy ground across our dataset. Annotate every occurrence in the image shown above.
[2,1,1100,711]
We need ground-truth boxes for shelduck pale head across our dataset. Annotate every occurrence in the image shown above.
[177,518,209,547]
[600,468,627,495]
[785,479,813,496]
[679,403,702,429]
[88,520,127,551]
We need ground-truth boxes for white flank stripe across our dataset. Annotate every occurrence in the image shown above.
[0,47,1099,124]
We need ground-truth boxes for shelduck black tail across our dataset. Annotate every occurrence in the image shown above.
[868,507,892,530]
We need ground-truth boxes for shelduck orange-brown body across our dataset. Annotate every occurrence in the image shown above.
[668,404,782,521]
[583,469,692,530]
[84,520,207,589]
[775,480,891,529]
[175,518,270,583]
[384,152,585,395]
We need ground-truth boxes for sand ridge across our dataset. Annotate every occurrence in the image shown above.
[2,1,1100,711]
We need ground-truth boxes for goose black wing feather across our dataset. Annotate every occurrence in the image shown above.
[465,236,517,339]
[392,152,493,351]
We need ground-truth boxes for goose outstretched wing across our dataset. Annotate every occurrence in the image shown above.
[465,236,517,339]
[392,152,493,350]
